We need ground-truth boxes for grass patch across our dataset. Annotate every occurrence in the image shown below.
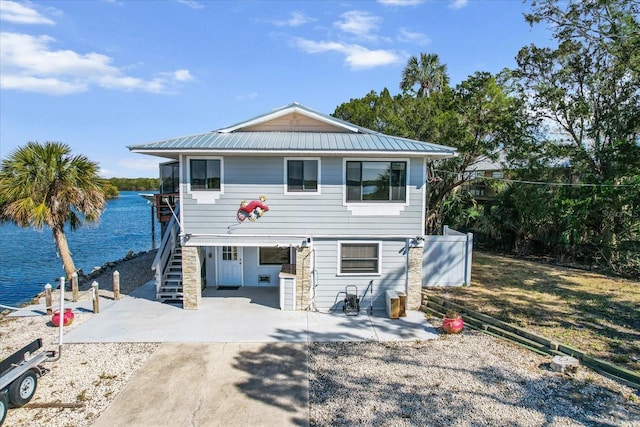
[425,251,640,374]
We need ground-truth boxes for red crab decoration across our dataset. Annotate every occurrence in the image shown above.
[237,195,269,222]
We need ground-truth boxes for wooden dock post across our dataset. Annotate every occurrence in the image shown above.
[44,284,53,315]
[71,272,79,302]
[92,281,100,313]
[113,270,120,300]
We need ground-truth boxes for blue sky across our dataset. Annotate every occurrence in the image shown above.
[0,0,551,178]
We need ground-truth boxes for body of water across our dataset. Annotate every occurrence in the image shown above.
[0,191,160,307]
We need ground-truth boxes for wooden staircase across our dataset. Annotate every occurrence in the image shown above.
[157,246,183,303]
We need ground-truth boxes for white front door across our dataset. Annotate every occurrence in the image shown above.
[218,246,243,286]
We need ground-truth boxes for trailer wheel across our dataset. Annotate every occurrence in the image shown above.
[8,370,37,407]
[0,390,8,426]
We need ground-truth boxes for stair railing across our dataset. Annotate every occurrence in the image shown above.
[152,203,180,297]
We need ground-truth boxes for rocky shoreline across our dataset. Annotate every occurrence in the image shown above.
[77,249,158,294]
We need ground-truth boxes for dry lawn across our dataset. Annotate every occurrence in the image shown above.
[425,251,640,374]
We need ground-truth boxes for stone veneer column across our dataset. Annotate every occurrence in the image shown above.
[407,245,423,310]
[181,246,202,310]
[295,247,311,310]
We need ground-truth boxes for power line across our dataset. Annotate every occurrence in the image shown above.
[431,169,640,188]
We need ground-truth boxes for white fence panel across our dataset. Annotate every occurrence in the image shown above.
[422,227,473,287]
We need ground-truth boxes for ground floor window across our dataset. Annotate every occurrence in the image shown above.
[339,242,380,274]
[259,247,291,265]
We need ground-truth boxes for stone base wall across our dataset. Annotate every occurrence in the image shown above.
[182,246,202,310]
[407,245,423,310]
[295,247,311,310]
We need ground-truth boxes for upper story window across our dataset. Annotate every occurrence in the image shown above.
[346,161,406,202]
[190,159,221,190]
[160,161,179,194]
[286,159,319,193]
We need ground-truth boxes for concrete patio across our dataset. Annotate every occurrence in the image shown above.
[8,282,439,426]
[49,281,440,344]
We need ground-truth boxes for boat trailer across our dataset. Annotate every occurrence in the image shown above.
[0,279,67,426]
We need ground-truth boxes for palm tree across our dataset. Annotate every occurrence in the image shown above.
[0,142,106,279]
[400,52,450,98]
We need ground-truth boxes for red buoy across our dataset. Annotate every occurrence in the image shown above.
[52,308,74,327]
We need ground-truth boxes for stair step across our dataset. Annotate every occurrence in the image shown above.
[156,242,184,303]
[158,295,183,302]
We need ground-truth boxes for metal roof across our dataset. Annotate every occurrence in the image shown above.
[128,103,457,159]
[129,131,456,158]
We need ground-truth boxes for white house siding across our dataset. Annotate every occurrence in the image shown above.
[180,155,425,241]
[311,238,408,311]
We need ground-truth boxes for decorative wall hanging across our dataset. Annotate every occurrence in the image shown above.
[237,195,269,222]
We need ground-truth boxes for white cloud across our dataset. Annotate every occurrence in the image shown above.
[273,11,314,27]
[334,11,381,39]
[173,69,194,82]
[397,28,430,45]
[1,74,86,95]
[378,0,424,6]
[449,0,468,10]
[294,38,402,70]
[0,0,55,25]
[0,32,193,95]
[176,0,204,10]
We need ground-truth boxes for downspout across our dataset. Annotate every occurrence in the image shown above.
[404,240,410,296]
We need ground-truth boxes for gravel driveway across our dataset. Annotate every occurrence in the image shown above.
[309,333,640,426]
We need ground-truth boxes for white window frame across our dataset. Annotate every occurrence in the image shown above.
[342,158,410,216]
[186,156,224,204]
[343,158,410,205]
[284,157,321,195]
[337,240,382,276]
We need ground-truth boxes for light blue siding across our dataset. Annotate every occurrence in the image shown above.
[311,238,408,311]
[181,155,425,242]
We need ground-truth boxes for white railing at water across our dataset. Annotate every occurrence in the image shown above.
[152,204,180,298]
